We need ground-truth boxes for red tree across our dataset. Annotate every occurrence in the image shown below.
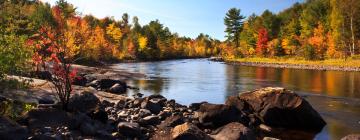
[28,5,78,110]
[256,28,269,56]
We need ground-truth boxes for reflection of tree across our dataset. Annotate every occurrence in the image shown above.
[224,64,360,99]
[132,78,168,95]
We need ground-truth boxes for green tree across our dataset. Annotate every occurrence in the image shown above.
[224,8,245,48]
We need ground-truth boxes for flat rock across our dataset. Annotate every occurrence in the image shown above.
[211,122,255,140]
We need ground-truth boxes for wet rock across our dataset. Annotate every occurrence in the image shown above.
[148,94,166,100]
[0,116,28,140]
[133,93,144,98]
[67,91,100,113]
[237,87,326,132]
[341,134,360,140]
[166,99,176,108]
[189,102,208,111]
[139,115,160,126]
[99,79,126,90]
[141,99,162,114]
[117,122,141,137]
[211,122,255,140]
[172,122,213,140]
[195,103,245,128]
[108,83,127,94]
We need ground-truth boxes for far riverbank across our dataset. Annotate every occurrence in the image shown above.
[213,57,360,72]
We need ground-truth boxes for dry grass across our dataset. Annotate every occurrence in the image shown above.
[226,57,360,68]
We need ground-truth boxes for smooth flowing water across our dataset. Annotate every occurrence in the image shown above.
[111,59,360,140]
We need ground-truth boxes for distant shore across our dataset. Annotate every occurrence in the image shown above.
[210,57,360,72]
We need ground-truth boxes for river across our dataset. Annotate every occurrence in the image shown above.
[111,59,360,140]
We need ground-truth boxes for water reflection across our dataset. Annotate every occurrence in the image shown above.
[111,59,360,140]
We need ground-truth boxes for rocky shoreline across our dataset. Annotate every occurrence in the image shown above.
[1,65,359,140]
[208,57,360,72]
[1,87,331,140]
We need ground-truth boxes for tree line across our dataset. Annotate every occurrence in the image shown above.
[0,0,221,69]
[2,0,360,80]
[223,0,360,60]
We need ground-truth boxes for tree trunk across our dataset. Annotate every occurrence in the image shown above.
[350,15,355,56]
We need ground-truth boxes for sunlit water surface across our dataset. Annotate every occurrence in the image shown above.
[111,59,360,140]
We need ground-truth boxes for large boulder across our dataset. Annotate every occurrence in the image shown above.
[194,103,246,128]
[0,116,28,140]
[211,122,255,140]
[172,122,213,140]
[67,91,100,113]
[20,108,71,130]
[234,87,326,132]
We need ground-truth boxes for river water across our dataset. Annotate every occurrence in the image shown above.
[111,59,360,140]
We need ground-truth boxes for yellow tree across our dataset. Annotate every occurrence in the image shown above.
[106,23,122,43]
[138,36,148,51]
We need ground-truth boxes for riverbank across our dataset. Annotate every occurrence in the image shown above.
[221,57,360,71]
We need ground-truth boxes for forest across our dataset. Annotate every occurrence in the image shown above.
[1,0,360,80]
[223,0,360,61]
[0,0,221,78]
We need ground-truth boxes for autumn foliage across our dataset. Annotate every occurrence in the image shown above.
[28,4,78,110]
[256,28,269,56]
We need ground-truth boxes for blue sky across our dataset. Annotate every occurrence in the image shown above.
[41,0,303,40]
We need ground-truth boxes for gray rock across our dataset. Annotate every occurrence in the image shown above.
[194,103,244,128]
[189,102,208,111]
[138,109,152,118]
[0,116,28,140]
[67,91,100,113]
[158,115,184,129]
[117,122,141,137]
[141,99,162,114]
